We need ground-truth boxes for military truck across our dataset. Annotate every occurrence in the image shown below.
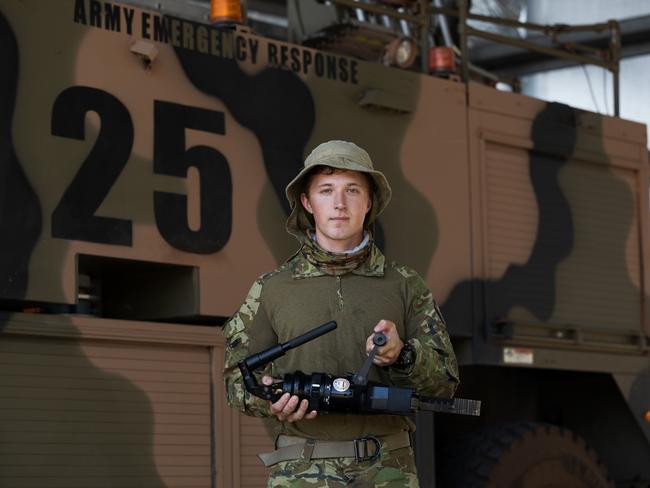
[0,0,648,487]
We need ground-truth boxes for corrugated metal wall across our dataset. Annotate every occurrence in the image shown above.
[484,141,642,331]
[0,314,283,488]
[238,416,274,487]
[485,142,538,280]
[0,319,217,488]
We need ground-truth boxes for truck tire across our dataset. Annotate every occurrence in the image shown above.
[438,422,614,488]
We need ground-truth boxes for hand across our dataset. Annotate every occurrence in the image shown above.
[262,375,318,422]
[365,319,404,366]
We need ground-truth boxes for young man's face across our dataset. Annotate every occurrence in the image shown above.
[300,169,372,253]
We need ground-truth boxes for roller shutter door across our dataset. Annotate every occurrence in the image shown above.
[485,141,642,331]
[0,331,213,488]
[237,415,274,487]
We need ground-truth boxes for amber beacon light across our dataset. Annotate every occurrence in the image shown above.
[210,0,243,24]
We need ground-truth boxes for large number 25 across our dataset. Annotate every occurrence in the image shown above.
[51,86,232,254]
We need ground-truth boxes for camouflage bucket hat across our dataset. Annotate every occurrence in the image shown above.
[285,140,392,239]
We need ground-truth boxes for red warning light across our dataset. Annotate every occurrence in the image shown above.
[429,46,456,76]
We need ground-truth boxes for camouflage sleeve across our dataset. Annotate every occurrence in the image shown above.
[389,267,460,398]
[222,276,276,418]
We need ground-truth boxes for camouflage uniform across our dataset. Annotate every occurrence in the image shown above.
[267,446,418,487]
[222,141,459,486]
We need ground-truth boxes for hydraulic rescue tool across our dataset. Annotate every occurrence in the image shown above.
[239,321,481,416]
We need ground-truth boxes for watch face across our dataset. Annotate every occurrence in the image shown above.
[397,344,415,367]
[403,348,415,364]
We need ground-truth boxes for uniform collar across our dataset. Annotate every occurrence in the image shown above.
[289,241,385,279]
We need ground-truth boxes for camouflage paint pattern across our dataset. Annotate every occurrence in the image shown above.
[0,0,649,485]
[0,4,221,486]
[1,2,645,334]
[0,0,470,319]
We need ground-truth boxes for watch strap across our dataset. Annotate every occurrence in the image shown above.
[392,342,416,370]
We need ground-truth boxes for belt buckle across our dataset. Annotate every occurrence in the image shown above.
[353,436,381,463]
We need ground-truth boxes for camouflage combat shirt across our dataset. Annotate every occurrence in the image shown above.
[222,240,460,441]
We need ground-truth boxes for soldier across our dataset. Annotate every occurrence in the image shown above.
[223,140,459,487]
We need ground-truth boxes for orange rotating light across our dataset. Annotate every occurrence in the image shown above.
[210,0,243,24]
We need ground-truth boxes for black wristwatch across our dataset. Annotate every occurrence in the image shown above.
[392,342,416,370]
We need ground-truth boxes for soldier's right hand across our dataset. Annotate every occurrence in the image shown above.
[262,375,318,423]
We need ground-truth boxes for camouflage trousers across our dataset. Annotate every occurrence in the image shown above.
[267,446,419,487]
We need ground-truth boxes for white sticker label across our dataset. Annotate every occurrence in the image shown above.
[503,347,534,365]
[332,378,351,392]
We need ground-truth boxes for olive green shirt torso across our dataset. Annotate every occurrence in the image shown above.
[223,244,460,441]
[250,253,414,440]
[252,271,407,380]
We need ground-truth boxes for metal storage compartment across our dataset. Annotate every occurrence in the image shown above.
[0,314,221,488]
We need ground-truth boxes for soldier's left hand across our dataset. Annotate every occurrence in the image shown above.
[262,375,318,422]
[366,319,404,366]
